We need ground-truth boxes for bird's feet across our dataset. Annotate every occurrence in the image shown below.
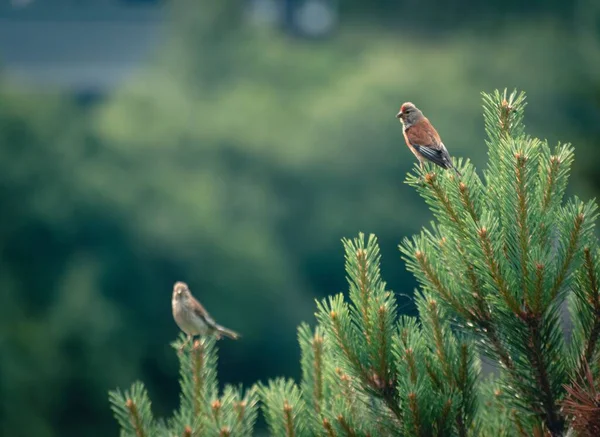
[178,335,192,353]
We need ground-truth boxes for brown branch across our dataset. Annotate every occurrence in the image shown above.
[439,399,454,437]
[458,182,479,223]
[478,227,521,314]
[125,399,146,437]
[523,313,564,435]
[376,305,390,389]
[584,248,600,301]
[336,369,358,420]
[425,359,443,390]
[576,248,600,378]
[312,333,324,414]
[515,152,531,300]
[541,156,560,213]
[532,263,545,314]
[182,425,192,437]
[480,318,515,371]
[550,212,585,299]
[455,346,469,437]
[212,399,222,427]
[419,238,517,372]
[512,410,530,437]
[331,308,403,425]
[453,239,517,372]
[415,250,470,318]
[427,299,452,381]
[408,392,422,437]
[405,348,418,384]
[283,401,296,437]
[322,418,337,437]
[425,173,462,226]
[356,248,372,345]
[330,311,366,378]
[337,415,357,437]
[192,340,206,416]
[234,400,247,426]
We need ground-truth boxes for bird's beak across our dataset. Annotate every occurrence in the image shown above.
[396,112,402,119]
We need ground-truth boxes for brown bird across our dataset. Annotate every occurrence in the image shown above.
[396,102,461,176]
[172,281,239,349]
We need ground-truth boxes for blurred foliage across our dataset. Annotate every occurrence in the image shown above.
[0,0,599,436]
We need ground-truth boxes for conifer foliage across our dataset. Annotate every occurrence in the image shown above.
[109,90,600,436]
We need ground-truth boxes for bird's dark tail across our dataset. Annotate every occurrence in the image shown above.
[452,165,462,177]
[215,325,240,340]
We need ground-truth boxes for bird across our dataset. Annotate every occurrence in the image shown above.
[172,281,239,349]
[396,102,461,176]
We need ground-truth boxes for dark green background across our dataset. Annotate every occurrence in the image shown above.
[1,1,599,436]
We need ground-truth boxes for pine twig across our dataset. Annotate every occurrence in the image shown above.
[523,312,564,435]
[125,399,146,437]
[192,340,206,416]
[322,418,337,437]
[477,226,521,314]
[577,248,600,377]
[312,333,324,414]
[550,212,585,299]
[514,152,531,300]
[407,392,422,437]
[283,401,296,437]
[337,415,357,437]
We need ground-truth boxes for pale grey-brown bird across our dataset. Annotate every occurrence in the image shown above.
[396,102,461,176]
[172,281,239,349]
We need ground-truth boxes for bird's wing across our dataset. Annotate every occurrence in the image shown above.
[192,298,218,327]
[405,123,451,169]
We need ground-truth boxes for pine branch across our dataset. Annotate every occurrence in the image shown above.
[322,418,337,437]
[284,401,296,437]
[336,415,358,437]
[193,340,208,416]
[579,248,600,370]
[413,248,469,318]
[259,379,307,437]
[522,311,565,435]
[312,333,324,413]
[477,226,521,314]
[541,155,561,213]
[318,235,402,428]
[109,382,155,437]
[426,298,452,381]
[514,151,531,300]
[455,344,469,437]
[355,247,373,347]
[125,398,147,437]
[550,210,585,300]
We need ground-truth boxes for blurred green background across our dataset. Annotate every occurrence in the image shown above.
[0,0,599,436]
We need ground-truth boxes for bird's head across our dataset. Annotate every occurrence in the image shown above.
[173,281,191,301]
[396,102,423,126]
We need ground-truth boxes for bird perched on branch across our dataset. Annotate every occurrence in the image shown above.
[396,102,461,176]
[172,281,239,349]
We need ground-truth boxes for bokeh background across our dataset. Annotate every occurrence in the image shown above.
[0,0,599,436]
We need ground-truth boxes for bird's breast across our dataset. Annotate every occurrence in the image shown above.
[173,300,209,336]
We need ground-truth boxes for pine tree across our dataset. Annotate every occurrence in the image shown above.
[109,90,600,436]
